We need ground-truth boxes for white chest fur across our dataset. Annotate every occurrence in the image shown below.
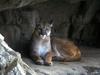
[35,38,51,57]
[38,45,49,56]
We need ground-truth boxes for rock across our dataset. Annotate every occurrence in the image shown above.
[0,34,37,75]
[0,0,85,11]
[0,0,47,11]
[0,8,40,56]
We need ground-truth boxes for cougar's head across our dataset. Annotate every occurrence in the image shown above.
[36,21,53,39]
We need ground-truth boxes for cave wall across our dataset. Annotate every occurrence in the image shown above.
[0,0,100,56]
[0,0,47,11]
[0,7,40,56]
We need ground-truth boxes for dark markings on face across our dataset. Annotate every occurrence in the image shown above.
[36,22,53,37]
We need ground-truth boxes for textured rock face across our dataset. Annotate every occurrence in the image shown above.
[0,34,37,75]
[0,0,47,11]
[0,0,86,11]
[0,7,40,56]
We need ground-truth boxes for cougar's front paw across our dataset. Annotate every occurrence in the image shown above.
[44,61,53,66]
[35,59,44,65]
[44,51,53,66]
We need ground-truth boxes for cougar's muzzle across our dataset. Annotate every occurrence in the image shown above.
[39,29,47,39]
[41,29,47,35]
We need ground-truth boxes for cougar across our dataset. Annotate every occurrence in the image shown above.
[30,21,81,66]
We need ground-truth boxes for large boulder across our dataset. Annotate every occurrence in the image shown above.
[0,34,37,75]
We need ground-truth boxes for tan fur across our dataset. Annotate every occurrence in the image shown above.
[45,51,53,65]
[51,37,81,62]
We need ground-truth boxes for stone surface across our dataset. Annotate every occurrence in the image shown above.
[0,0,87,11]
[23,47,100,75]
[0,0,47,11]
[0,34,37,75]
[0,8,40,56]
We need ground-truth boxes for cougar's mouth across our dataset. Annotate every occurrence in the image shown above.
[40,35,46,39]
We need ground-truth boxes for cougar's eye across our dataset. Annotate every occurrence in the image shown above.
[38,27,41,30]
[39,28,42,32]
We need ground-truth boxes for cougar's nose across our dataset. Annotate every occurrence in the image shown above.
[41,30,46,35]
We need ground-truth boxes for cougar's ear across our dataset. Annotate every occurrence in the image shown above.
[49,20,53,27]
[50,24,53,27]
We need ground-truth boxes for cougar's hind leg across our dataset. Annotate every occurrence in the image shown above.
[52,56,65,61]
[44,51,53,66]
